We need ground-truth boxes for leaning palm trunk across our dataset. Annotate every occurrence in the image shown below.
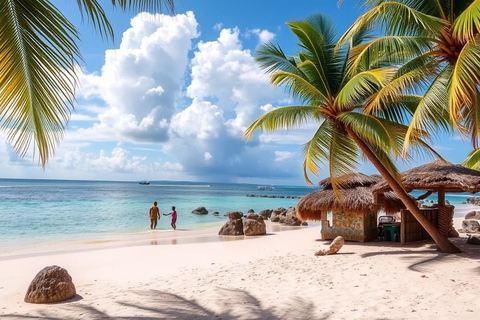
[347,128,461,253]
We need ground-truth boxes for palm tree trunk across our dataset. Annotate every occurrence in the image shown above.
[346,128,461,253]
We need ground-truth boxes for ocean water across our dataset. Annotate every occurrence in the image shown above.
[0,179,477,253]
[0,179,314,253]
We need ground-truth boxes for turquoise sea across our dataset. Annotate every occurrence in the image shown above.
[0,179,314,253]
[0,179,477,253]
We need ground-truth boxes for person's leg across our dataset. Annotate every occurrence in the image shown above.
[150,219,154,229]
[153,219,157,229]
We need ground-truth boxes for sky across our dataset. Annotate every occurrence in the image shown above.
[0,0,473,185]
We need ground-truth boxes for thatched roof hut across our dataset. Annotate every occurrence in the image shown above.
[318,172,381,189]
[298,173,404,221]
[373,160,480,194]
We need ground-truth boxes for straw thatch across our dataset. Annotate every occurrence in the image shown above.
[319,172,381,189]
[298,177,405,221]
[373,160,480,194]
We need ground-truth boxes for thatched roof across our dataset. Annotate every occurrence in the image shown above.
[373,160,480,194]
[319,172,381,189]
[298,175,405,221]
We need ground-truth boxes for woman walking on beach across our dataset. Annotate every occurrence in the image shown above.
[164,206,177,230]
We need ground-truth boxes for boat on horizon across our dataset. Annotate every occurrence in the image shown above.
[257,185,275,191]
[139,180,150,185]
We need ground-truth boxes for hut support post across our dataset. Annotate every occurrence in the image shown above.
[438,187,445,206]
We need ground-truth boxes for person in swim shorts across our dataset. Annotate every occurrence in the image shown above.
[163,206,177,230]
[149,201,160,229]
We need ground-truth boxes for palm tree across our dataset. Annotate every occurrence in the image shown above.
[337,0,480,167]
[244,14,461,253]
[0,0,174,167]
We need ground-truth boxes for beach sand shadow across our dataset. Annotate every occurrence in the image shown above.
[0,288,329,320]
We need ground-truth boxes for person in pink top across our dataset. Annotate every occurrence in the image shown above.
[163,206,177,230]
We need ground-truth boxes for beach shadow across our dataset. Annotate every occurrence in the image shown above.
[0,288,330,320]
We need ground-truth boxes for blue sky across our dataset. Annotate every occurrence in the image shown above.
[0,0,472,185]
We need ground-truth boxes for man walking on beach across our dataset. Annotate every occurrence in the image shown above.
[149,201,160,230]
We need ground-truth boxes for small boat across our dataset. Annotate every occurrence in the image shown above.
[139,180,150,185]
[257,185,275,191]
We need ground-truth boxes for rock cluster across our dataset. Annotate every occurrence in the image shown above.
[270,207,305,226]
[466,197,480,206]
[218,212,266,236]
[24,265,76,303]
[191,207,208,215]
[458,211,480,234]
[243,213,266,236]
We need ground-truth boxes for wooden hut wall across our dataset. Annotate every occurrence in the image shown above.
[321,210,378,242]
[400,208,438,243]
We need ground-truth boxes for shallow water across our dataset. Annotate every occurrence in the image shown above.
[0,179,313,252]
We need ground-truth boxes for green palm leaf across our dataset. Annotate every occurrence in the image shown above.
[328,127,359,197]
[302,120,333,185]
[338,1,444,48]
[243,105,323,140]
[452,0,480,42]
[449,35,480,127]
[0,0,80,165]
[336,68,397,110]
[463,147,480,169]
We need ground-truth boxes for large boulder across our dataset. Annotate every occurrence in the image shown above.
[243,214,266,236]
[460,219,480,233]
[192,207,208,215]
[465,211,480,220]
[259,209,272,220]
[218,211,244,235]
[25,265,76,303]
[315,236,345,256]
[283,207,302,226]
[270,207,287,222]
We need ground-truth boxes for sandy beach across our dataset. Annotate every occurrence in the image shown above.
[1,217,479,320]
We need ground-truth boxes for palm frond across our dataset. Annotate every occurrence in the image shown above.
[302,120,333,185]
[339,112,395,153]
[335,68,397,110]
[365,57,439,114]
[256,41,300,75]
[403,65,452,154]
[453,0,480,42]
[463,147,480,169]
[0,0,80,166]
[328,127,359,198]
[243,106,322,140]
[348,36,432,74]
[449,35,480,130]
[112,0,175,13]
[270,71,329,104]
[338,1,444,49]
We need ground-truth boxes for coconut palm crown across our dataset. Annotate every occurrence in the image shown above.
[338,0,480,166]
[244,13,461,253]
[245,13,438,193]
[0,0,174,167]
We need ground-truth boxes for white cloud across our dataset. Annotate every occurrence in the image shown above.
[75,11,200,144]
[248,28,276,43]
[204,152,212,161]
[274,151,295,162]
[213,23,223,30]
[260,104,274,112]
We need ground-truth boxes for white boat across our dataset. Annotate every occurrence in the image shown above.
[257,185,275,191]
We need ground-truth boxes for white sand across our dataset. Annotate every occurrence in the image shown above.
[1,219,479,319]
